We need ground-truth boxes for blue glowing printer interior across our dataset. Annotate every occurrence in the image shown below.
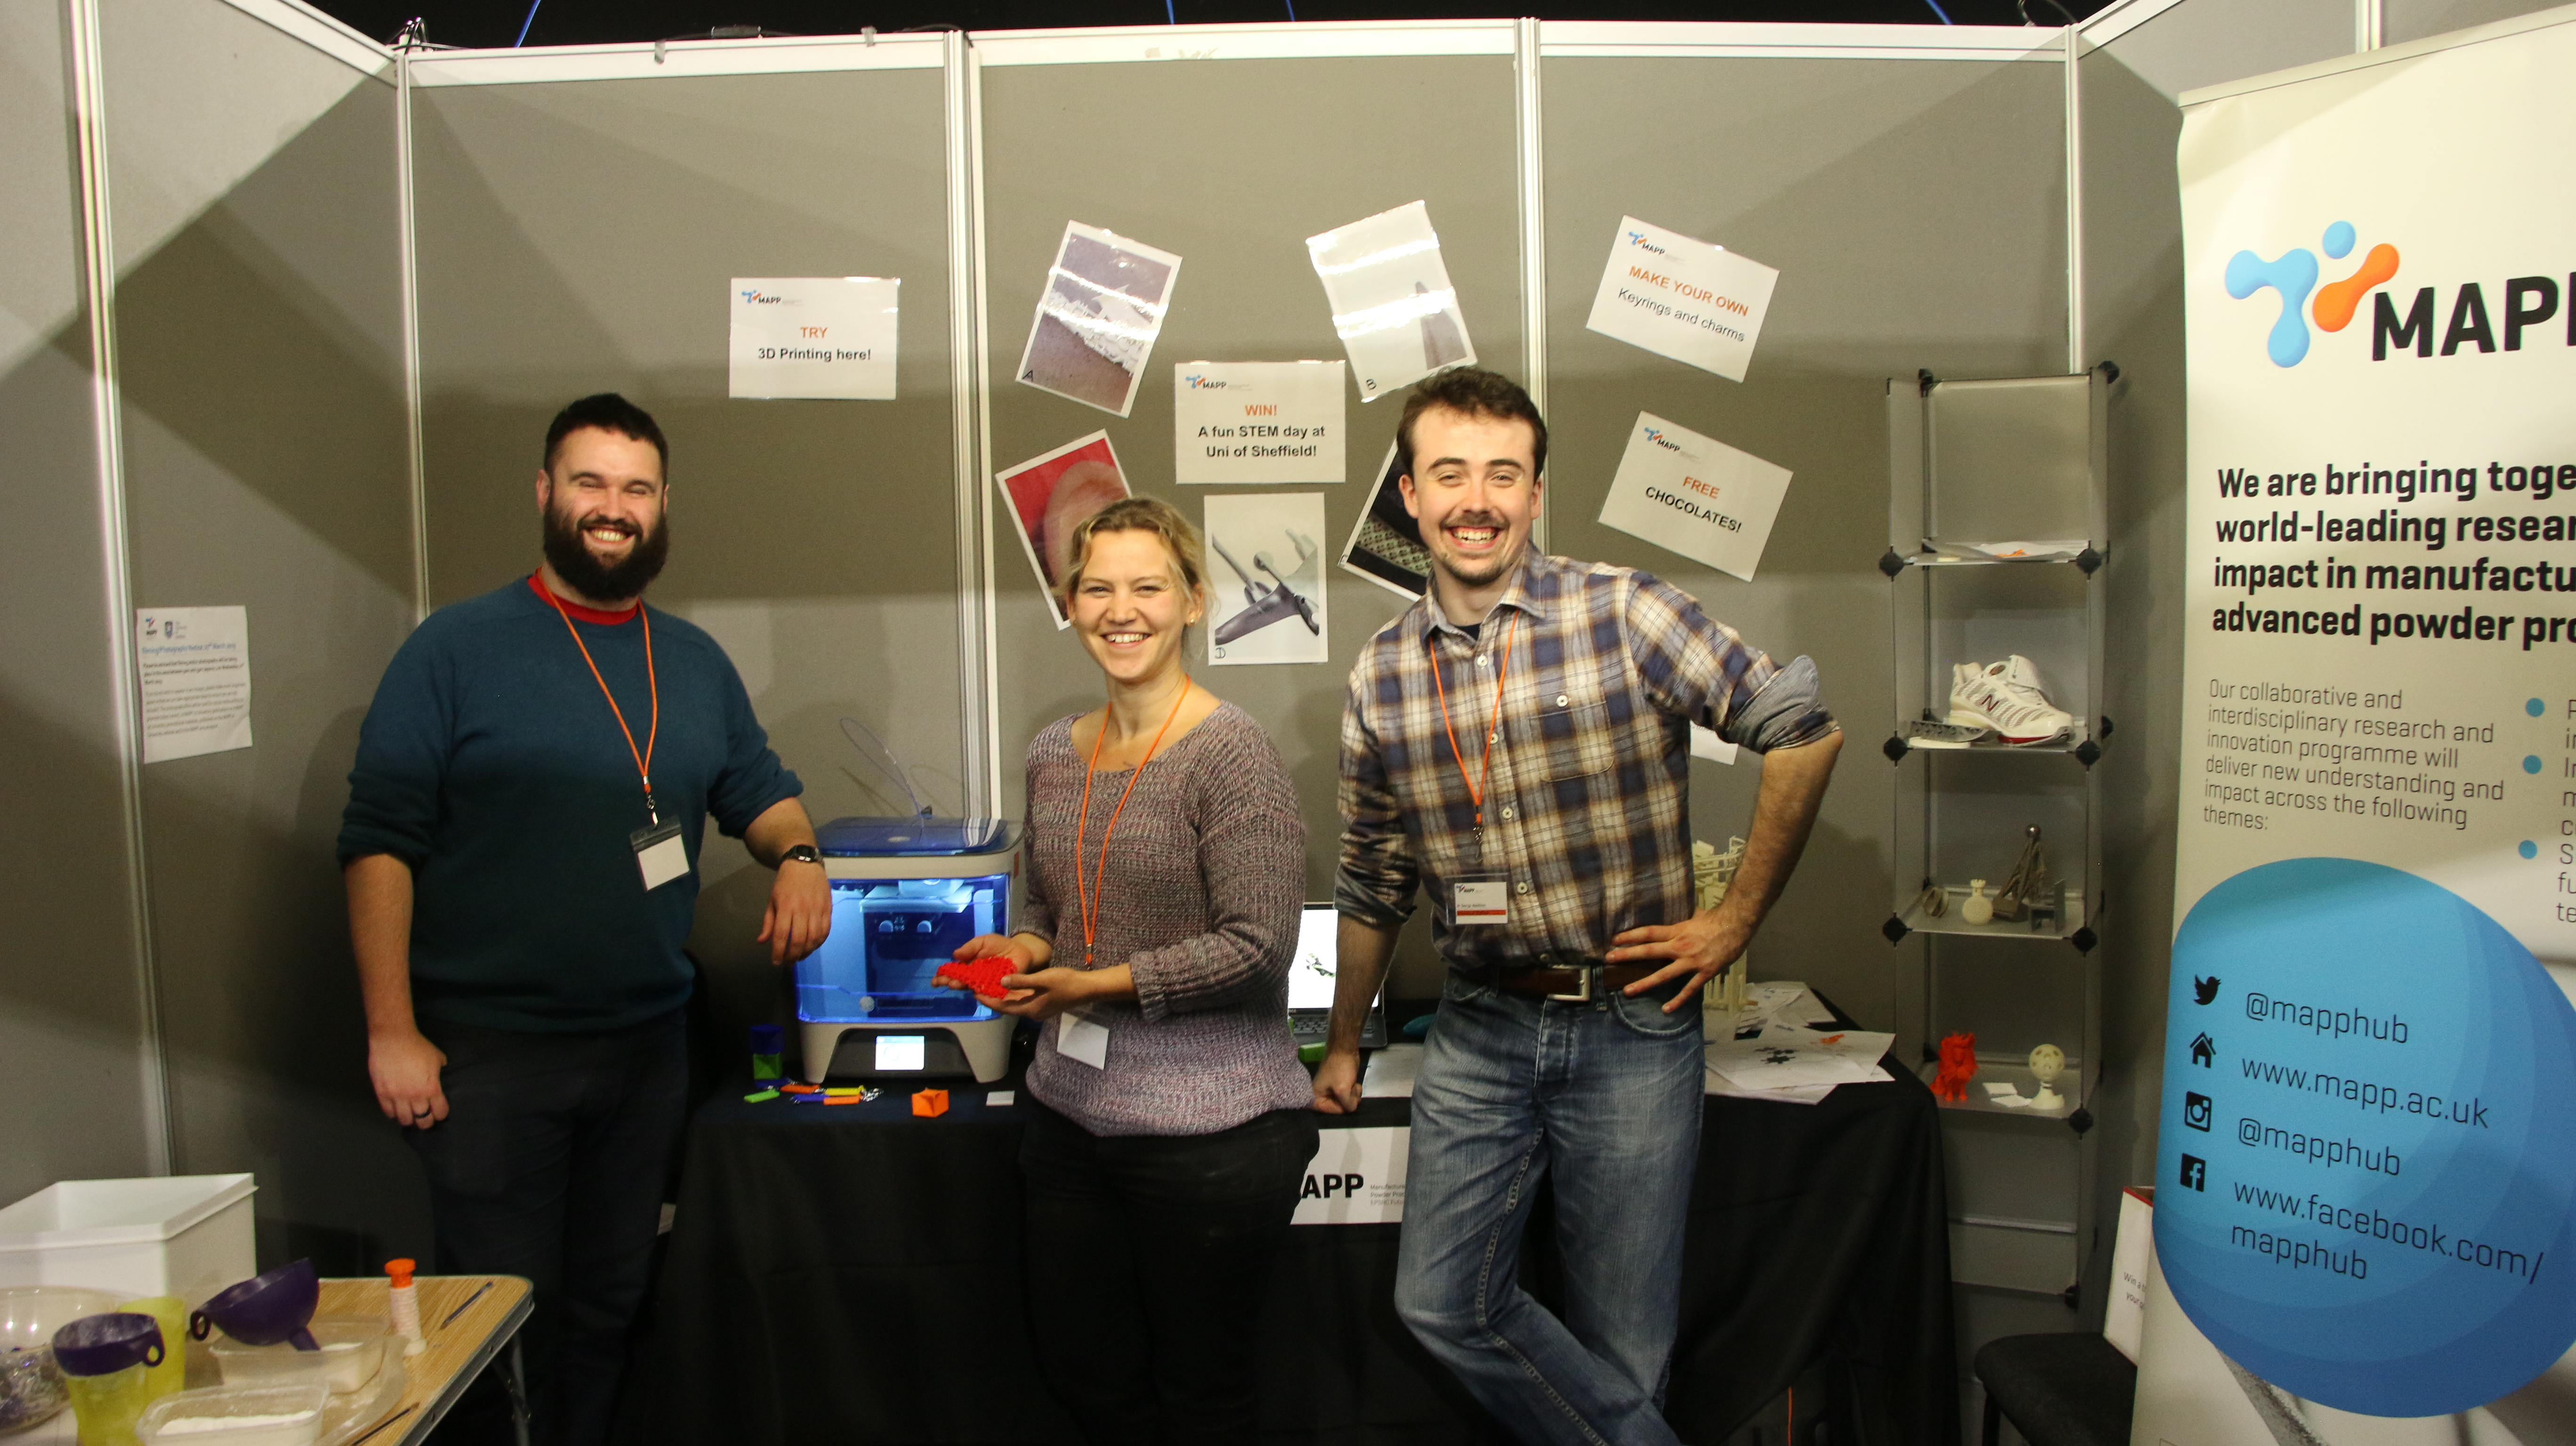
[797,819,1012,1026]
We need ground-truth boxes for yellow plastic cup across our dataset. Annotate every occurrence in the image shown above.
[62,1362,150,1446]
[115,1297,187,1401]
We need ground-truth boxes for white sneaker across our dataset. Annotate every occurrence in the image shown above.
[1949,656,2076,745]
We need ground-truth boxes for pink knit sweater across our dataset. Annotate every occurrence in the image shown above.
[1017,702,1313,1135]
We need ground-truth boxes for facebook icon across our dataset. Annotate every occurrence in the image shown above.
[2179,1154,2207,1192]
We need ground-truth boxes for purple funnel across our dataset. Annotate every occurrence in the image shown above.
[189,1259,320,1351]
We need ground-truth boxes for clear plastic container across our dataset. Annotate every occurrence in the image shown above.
[0,1286,126,1436]
[134,1384,326,1446]
[205,1321,386,1396]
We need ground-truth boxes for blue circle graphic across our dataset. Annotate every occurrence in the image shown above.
[2529,698,2547,717]
[2526,755,2544,774]
[2524,841,2541,860]
[2322,220,2357,259]
[2159,858,2576,1416]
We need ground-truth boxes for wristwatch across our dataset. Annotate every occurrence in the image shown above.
[779,844,822,868]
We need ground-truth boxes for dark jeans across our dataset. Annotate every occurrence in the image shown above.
[409,1010,688,1446]
[1020,1095,1321,1446]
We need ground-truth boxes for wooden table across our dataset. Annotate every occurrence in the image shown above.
[315,1275,531,1446]
[20,1275,529,1446]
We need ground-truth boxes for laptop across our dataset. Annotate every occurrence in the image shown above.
[1288,903,1388,1049]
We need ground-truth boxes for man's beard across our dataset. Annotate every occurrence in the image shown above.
[542,501,670,602]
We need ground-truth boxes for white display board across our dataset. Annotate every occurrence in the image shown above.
[727,277,899,400]
[1172,361,1345,484]
[1292,1125,1408,1225]
[2149,15,2576,1437]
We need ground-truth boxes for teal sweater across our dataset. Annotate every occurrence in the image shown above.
[339,577,800,1032]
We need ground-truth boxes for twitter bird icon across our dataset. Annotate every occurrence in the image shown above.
[2193,975,2221,1006]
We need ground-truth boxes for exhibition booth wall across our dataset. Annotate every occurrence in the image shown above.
[3,0,2552,1339]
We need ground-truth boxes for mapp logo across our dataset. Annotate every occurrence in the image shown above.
[1183,374,1226,389]
[1625,230,1666,255]
[1642,426,1682,453]
[2228,221,2575,367]
[739,289,783,305]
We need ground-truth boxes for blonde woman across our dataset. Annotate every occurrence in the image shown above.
[949,496,1314,1446]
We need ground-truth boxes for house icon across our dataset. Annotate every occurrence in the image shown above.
[2190,1033,2215,1067]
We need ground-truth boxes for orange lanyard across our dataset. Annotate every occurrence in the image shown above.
[1429,612,1519,832]
[541,581,662,826]
[1072,681,1191,968]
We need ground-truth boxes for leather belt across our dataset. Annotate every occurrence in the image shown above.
[1489,964,1659,1001]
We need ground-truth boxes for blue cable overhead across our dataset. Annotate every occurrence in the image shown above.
[1922,0,1954,20]
[514,0,544,46]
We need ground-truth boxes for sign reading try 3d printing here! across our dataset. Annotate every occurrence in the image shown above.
[1595,412,1791,581]
[1584,217,1779,383]
[1291,1125,1408,1225]
[728,276,899,400]
[137,606,252,763]
[1173,361,1345,484]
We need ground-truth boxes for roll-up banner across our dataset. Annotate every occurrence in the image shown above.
[2151,10,2576,1440]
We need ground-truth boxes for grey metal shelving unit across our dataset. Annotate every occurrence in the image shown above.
[1883,366,2114,1332]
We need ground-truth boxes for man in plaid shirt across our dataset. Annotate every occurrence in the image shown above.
[1313,369,1841,1446]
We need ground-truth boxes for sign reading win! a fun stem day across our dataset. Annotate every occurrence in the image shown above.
[2157,13,2576,1435]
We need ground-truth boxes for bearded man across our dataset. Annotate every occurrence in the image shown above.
[338,393,830,1446]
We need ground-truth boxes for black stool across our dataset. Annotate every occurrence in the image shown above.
[1973,1333,2136,1446]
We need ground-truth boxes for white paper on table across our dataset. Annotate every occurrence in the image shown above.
[1305,201,1475,402]
[137,606,253,763]
[1597,412,1792,582]
[1706,1063,1892,1104]
[1705,1027,1894,1092]
[1583,216,1779,382]
[1361,1043,1423,1098]
[1204,491,1328,666]
[728,277,899,400]
[1174,361,1345,484]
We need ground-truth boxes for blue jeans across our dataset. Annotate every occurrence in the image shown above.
[1395,971,1706,1446]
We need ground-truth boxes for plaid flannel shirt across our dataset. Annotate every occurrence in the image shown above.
[1335,552,1836,972]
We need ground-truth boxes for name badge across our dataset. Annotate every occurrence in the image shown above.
[1453,876,1511,926]
[1058,1010,1111,1069]
[631,821,689,892]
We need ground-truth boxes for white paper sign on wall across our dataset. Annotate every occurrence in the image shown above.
[137,606,252,763]
[1595,412,1793,581]
[728,276,899,400]
[1173,362,1345,484]
[1584,217,1779,383]
[1292,1125,1409,1225]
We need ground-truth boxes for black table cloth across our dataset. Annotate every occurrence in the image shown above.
[640,1021,1955,1446]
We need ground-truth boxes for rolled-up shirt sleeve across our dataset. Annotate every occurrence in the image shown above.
[1334,667,1418,928]
[1626,574,1838,754]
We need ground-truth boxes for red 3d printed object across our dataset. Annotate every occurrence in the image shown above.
[1931,1031,1979,1102]
[934,956,1017,999]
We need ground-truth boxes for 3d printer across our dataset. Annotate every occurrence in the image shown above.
[797,817,1022,1084]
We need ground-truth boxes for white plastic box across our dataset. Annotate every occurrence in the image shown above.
[0,1174,256,1307]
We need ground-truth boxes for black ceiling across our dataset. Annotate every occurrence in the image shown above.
[314,0,2102,53]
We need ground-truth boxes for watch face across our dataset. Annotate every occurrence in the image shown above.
[785,845,821,864]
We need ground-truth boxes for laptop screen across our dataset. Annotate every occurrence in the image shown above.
[1287,903,1348,1012]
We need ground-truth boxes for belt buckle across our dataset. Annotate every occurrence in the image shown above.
[1545,964,1596,1003]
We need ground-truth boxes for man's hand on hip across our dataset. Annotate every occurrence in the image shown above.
[370,1028,449,1129]
[760,861,833,966]
[1606,907,1750,1014]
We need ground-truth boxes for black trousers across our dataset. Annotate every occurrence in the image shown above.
[1020,1095,1321,1446]
[408,1009,688,1446]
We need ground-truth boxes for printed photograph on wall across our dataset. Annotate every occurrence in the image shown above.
[1306,201,1474,403]
[1203,491,1329,666]
[1339,440,1429,599]
[1015,222,1182,418]
[996,432,1131,629]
